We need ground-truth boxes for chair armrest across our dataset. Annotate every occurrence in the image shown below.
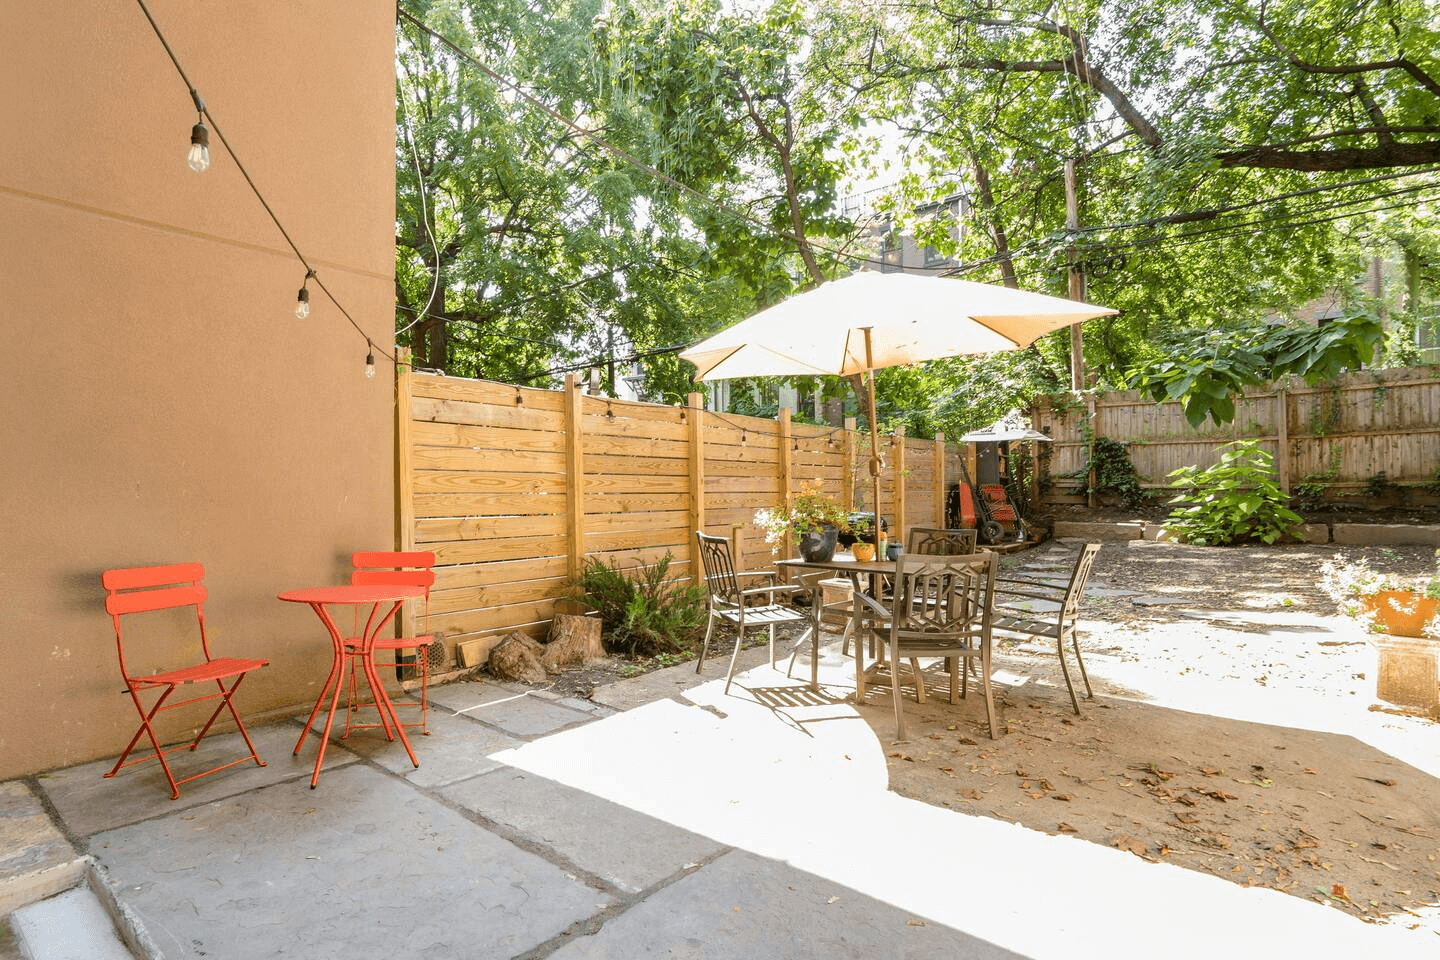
[736,570,777,582]
[852,591,891,619]
[993,579,1065,603]
[737,583,796,602]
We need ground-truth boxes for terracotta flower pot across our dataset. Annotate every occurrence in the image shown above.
[1362,590,1440,638]
[851,541,876,562]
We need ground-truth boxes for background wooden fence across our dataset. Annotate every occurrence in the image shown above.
[397,365,966,657]
[1033,367,1440,503]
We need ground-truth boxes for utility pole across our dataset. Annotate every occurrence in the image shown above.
[1065,159,1087,392]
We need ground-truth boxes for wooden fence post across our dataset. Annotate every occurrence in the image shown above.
[893,424,907,541]
[1085,395,1098,509]
[933,432,945,528]
[564,373,586,588]
[843,416,857,512]
[1276,387,1290,493]
[779,406,793,512]
[688,391,706,585]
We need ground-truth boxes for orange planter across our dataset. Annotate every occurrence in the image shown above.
[1362,590,1440,638]
[851,542,876,562]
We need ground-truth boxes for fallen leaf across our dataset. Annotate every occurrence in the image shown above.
[1111,834,1148,857]
[827,896,840,904]
[1331,883,1350,901]
[907,919,927,927]
[1052,793,1074,802]
[1303,768,1318,775]
[1199,766,1223,777]
[1057,823,1078,833]
[1038,778,1055,792]
[1027,791,1045,799]
[1358,777,1397,787]
[1174,811,1201,825]
[939,766,954,773]
[1192,786,1238,801]
[960,788,983,801]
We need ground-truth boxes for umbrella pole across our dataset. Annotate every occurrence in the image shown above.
[862,329,884,546]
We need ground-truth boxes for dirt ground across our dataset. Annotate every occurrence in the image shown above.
[856,538,1440,929]
[531,532,1440,928]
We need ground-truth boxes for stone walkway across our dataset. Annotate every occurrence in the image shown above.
[4,615,1436,959]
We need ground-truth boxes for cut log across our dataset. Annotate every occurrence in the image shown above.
[488,631,546,684]
[543,614,605,673]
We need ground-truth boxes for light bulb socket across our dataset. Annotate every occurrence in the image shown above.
[190,120,209,149]
[296,286,310,306]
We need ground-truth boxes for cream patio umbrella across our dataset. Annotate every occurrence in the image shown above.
[679,270,1118,539]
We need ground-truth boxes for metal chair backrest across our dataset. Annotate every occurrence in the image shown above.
[907,527,979,556]
[890,552,996,637]
[695,531,742,605]
[1060,542,1103,620]
[102,562,211,681]
[351,551,436,633]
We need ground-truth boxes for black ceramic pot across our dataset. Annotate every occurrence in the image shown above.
[797,525,838,562]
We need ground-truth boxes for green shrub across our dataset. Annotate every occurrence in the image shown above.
[1163,440,1304,545]
[1064,436,1151,509]
[574,551,707,656]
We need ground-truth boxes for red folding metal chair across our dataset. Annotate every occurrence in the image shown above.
[344,551,438,737]
[100,563,269,799]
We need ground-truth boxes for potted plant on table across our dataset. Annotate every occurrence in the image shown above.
[754,482,852,562]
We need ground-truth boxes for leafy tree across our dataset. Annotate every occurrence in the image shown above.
[395,0,741,397]
[808,0,1437,408]
[1126,313,1385,426]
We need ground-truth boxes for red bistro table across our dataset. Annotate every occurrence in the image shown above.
[279,584,425,788]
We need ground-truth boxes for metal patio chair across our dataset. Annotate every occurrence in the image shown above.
[992,542,1103,714]
[344,550,438,737]
[695,531,812,694]
[100,562,269,799]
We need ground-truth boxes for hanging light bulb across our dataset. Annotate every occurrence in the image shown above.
[187,119,210,172]
[295,269,315,319]
[186,91,209,172]
[365,343,376,379]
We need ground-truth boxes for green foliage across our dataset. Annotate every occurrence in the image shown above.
[574,552,707,656]
[1164,440,1304,545]
[1126,314,1383,427]
[1292,447,1343,513]
[1065,438,1150,509]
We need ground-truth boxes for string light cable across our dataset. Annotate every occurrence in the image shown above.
[134,0,394,372]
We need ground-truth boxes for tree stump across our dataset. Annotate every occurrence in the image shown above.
[543,614,605,673]
[488,631,547,684]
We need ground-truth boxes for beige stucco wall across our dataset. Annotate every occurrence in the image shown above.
[0,1,397,779]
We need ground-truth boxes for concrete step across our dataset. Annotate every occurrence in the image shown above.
[9,887,135,960]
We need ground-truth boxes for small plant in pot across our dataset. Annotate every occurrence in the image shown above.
[754,482,851,562]
[1319,549,1440,638]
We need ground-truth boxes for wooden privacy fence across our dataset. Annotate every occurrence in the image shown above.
[396,364,968,656]
[1033,367,1440,502]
